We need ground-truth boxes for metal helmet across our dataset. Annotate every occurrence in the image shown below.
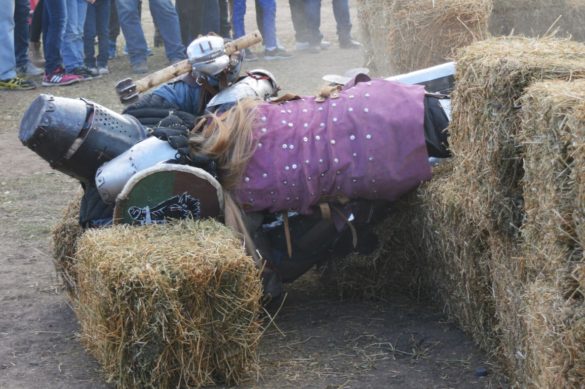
[187,35,230,77]
[206,69,279,111]
[19,94,147,183]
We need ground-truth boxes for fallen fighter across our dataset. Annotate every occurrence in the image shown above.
[19,66,452,300]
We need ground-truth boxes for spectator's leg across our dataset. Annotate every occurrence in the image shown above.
[84,2,97,69]
[218,0,231,38]
[175,0,190,46]
[14,0,30,69]
[303,0,322,47]
[258,0,276,49]
[42,0,67,75]
[30,0,45,66]
[116,0,148,66]
[232,0,246,38]
[96,0,111,68]
[0,0,17,80]
[255,0,263,36]
[332,0,352,44]
[62,0,87,72]
[289,0,308,44]
[148,0,186,63]
[200,0,220,35]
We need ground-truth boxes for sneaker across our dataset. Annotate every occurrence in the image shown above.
[244,49,258,62]
[0,76,37,90]
[87,67,100,76]
[98,66,109,75]
[264,47,293,61]
[42,67,82,87]
[17,62,44,77]
[132,62,148,74]
[320,40,332,49]
[69,66,97,80]
[295,41,310,51]
[340,39,362,49]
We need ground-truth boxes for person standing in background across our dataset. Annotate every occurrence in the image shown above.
[175,0,220,47]
[29,0,45,67]
[115,0,185,74]
[0,0,36,90]
[84,0,111,75]
[14,0,43,76]
[41,0,83,86]
[62,0,96,80]
[300,0,361,53]
[232,0,292,60]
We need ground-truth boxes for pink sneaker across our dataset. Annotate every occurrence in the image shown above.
[42,66,82,87]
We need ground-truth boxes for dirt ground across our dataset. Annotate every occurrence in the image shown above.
[0,1,507,388]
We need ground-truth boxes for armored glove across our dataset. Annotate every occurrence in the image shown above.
[122,93,180,126]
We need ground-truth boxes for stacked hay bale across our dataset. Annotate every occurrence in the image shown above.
[356,0,491,75]
[519,80,585,387]
[51,192,84,297]
[330,36,585,385]
[490,0,585,42]
[73,220,262,388]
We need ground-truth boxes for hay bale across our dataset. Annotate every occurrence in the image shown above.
[322,192,427,301]
[449,36,585,237]
[51,191,83,296]
[520,80,585,293]
[74,219,262,388]
[490,0,585,41]
[357,0,491,76]
[523,279,585,387]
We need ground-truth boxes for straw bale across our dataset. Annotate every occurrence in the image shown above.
[418,163,498,351]
[356,0,491,76]
[519,80,585,296]
[51,191,83,296]
[322,191,427,301]
[490,0,585,41]
[523,279,585,387]
[449,36,585,237]
[74,219,262,388]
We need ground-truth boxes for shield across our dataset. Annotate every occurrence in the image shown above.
[113,164,224,225]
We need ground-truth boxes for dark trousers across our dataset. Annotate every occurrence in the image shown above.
[84,0,111,68]
[14,0,30,68]
[30,0,43,43]
[176,0,219,47]
[304,0,352,45]
[288,0,307,43]
[42,0,67,74]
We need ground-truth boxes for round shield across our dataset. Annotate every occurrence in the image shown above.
[113,164,224,225]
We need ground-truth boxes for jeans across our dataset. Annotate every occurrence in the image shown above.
[304,0,352,45]
[84,0,111,68]
[232,0,276,49]
[288,0,307,43]
[14,0,30,68]
[116,0,185,65]
[42,0,67,74]
[175,0,219,47]
[0,0,16,80]
[62,0,88,72]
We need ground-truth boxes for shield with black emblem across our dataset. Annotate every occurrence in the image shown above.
[113,164,224,225]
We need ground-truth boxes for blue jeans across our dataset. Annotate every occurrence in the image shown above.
[233,0,276,49]
[304,0,352,45]
[0,0,16,79]
[42,0,67,74]
[116,0,185,65]
[62,0,87,72]
[288,0,307,43]
[84,0,111,68]
[14,0,30,68]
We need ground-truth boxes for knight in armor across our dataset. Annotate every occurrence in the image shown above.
[19,56,452,301]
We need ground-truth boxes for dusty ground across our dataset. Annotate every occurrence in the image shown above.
[0,1,506,388]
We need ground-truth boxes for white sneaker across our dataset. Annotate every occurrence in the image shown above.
[88,67,99,76]
[295,41,310,51]
[320,40,332,49]
[17,62,43,77]
[98,66,109,75]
